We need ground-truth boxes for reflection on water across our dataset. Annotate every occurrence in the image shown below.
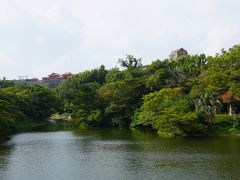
[0,128,240,180]
[0,144,13,172]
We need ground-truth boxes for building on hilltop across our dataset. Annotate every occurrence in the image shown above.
[48,73,61,79]
[62,72,73,79]
[42,72,73,81]
[169,48,188,60]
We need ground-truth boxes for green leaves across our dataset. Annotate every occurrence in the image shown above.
[118,55,142,69]
[70,82,103,127]
[98,78,146,127]
[25,85,61,120]
[0,99,16,138]
[132,88,206,136]
[0,84,61,139]
[192,45,240,95]
[54,44,240,136]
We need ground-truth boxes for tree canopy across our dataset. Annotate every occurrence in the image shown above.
[1,44,240,138]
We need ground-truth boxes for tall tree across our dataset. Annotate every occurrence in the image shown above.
[118,55,142,69]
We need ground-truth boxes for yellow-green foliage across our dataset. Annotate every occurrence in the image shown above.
[213,114,240,134]
[132,88,206,136]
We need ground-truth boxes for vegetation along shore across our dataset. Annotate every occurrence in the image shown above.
[1,44,240,139]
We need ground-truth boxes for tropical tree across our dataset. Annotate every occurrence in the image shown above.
[105,68,125,83]
[71,82,103,127]
[98,78,146,127]
[118,55,142,69]
[132,88,206,136]
[194,92,220,123]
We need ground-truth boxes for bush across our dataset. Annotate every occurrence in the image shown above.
[214,114,240,128]
[213,114,240,134]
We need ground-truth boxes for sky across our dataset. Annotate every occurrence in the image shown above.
[0,0,240,79]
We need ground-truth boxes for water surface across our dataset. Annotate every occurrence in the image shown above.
[0,128,240,180]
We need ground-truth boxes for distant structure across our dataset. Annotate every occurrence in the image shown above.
[169,48,188,60]
[10,72,74,88]
[42,72,73,81]
[62,72,73,79]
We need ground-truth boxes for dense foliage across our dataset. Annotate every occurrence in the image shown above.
[55,46,240,136]
[132,88,207,136]
[1,44,240,138]
[0,84,61,139]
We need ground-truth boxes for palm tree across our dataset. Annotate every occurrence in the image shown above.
[194,92,220,124]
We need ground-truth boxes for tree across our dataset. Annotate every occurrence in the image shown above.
[98,78,146,127]
[57,65,108,106]
[191,45,240,95]
[118,55,142,69]
[132,88,206,136]
[22,85,61,120]
[0,84,61,138]
[194,92,220,124]
[0,79,15,89]
[0,99,16,138]
[105,68,125,83]
[71,82,103,127]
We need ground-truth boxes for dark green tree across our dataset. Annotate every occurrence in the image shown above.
[118,55,142,69]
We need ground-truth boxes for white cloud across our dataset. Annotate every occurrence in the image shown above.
[33,36,44,44]
[0,51,13,65]
[0,0,240,79]
[204,25,240,55]
[31,54,77,78]
[0,51,14,79]
[0,1,18,23]
[29,3,62,25]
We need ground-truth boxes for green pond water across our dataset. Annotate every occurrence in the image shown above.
[0,128,240,180]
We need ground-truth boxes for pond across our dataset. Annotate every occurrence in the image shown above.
[0,128,240,180]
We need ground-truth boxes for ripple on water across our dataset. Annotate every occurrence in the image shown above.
[0,131,240,180]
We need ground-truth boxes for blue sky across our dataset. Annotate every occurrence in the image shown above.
[0,0,240,79]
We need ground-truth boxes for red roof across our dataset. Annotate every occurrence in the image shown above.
[42,77,50,81]
[42,72,73,81]
[63,72,72,76]
[54,77,66,80]
[220,93,240,104]
[48,73,61,77]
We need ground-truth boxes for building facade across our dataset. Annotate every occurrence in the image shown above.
[42,72,73,81]
[169,48,188,60]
